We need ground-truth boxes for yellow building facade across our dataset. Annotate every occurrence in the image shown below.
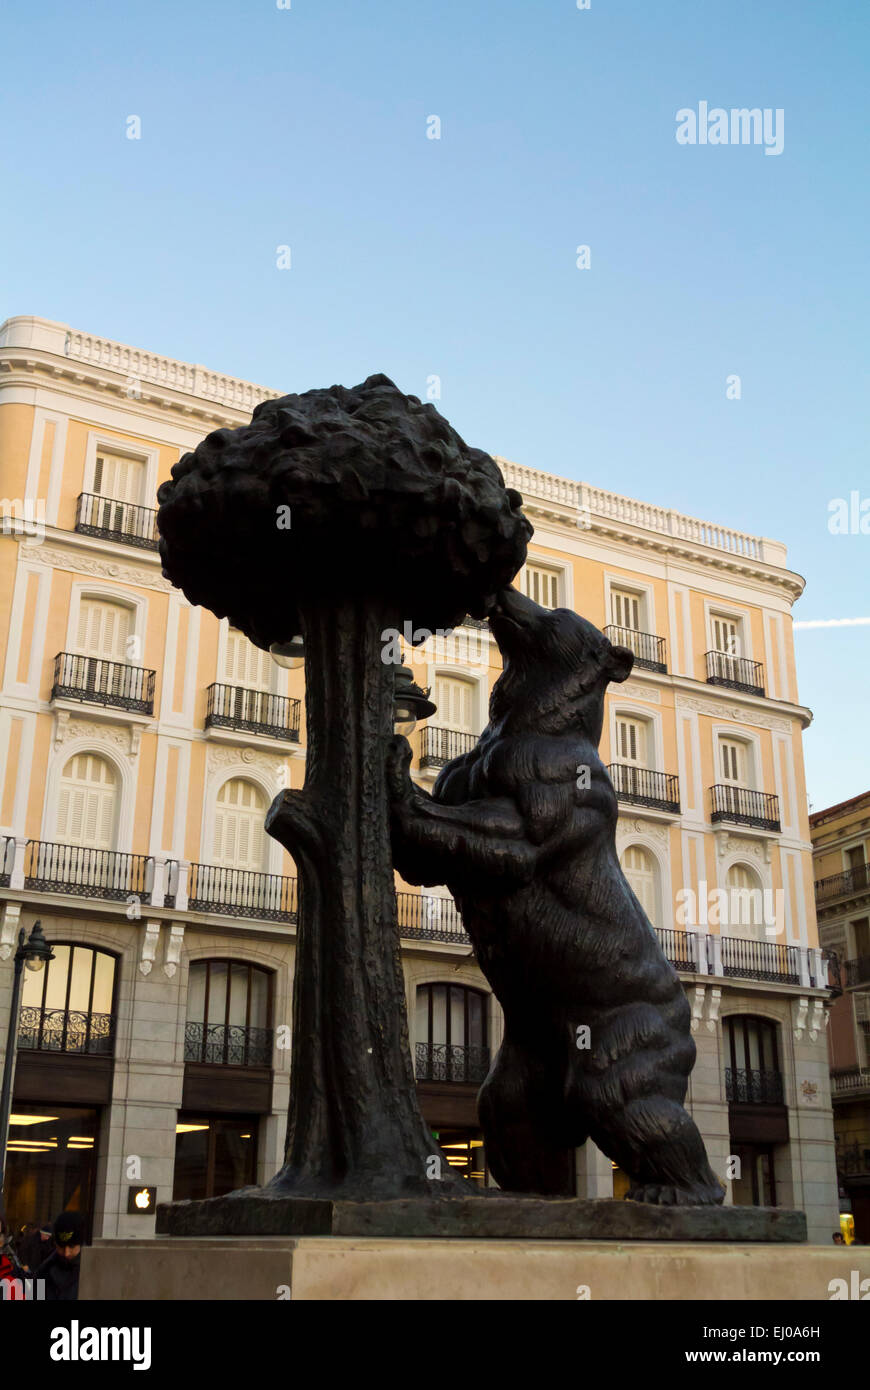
[0,315,840,1243]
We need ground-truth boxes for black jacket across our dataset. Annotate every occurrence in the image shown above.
[18,1232,53,1274]
[40,1250,81,1301]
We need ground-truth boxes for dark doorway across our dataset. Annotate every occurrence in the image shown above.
[3,1104,99,1242]
[172,1114,258,1201]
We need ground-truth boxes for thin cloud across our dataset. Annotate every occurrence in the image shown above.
[794,617,870,629]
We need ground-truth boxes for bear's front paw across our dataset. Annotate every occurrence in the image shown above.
[386,735,415,803]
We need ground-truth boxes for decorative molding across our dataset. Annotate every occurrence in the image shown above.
[808,999,827,1043]
[619,680,661,704]
[792,996,809,1042]
[206,744,287,777]
[689,983,706,1033]
[705,985,722,1033]
[18,544,173,594]
[674,693,792,734]
[715,831,773,866]
[53,711,142,762]
[164,923,185,978]
[616,817,671,846]
[0,901,22,960]
[799,1077,821,1106]
[139,921,161,977]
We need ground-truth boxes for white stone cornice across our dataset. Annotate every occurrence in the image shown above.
[18,542,173,593]
[674,691,793,733]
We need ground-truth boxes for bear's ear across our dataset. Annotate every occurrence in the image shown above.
[607,644,634,683]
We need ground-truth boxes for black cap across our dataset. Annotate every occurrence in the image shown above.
[53,1211,84,1246]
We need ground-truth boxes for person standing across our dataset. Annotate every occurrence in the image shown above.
[40,1212,85,1301]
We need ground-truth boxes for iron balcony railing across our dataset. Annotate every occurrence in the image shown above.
[52,651,156,715]
[705,650,765,696]
[836,1139,870,1177]
[24,841,152,902]
[396,890,469,944]
[710,784,781,832]
[462,616,490,630]
[845,955,870,988]
[725,1067,785,1105]
[608,764,680,813]
[603,625,667,673]
[205,683,301,741]
[831,1069,870,1098]
[720,934,800,984]
[0,834,13,887]
[185,862,298,922]
[75,492,159,550]
[822,948,843,996]
[183,1020,273,1067]
[420,726,478,769]
[17,1006,115,1056]
[655,928,700,972]
[415,1041,491,1084]
[815,864,870,903]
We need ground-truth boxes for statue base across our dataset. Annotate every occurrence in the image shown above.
[156,1191,806,1242]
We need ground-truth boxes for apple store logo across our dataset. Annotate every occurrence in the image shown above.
[127,1185,157,1215]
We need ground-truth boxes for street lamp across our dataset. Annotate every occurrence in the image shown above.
[270,637,305,670]
[0,922,54,1207]
[392,662,436,735]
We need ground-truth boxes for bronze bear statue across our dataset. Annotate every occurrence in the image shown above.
[388,585,726,1206]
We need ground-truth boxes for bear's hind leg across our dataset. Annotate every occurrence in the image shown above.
[479,1037,582,1197]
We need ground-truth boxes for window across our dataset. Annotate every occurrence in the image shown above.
[19,943,117,1055]
[172,1116,257,1202]
[57,753,118,849]
[521,563,560,610]
[93,451,145,505]
[711,614,741,657]
[724,1015,782,1106]
[725,863,766,940]
[611,589,642,631]
[621,845,659,926]
[222,627,274,691]
[719,738,747,785]
[185,960,272,1066]
[75,599,131,662]
[213,779,266,870]
[415,984,489,1083]
[852,918,870,959]
[433,675,474,732]
[614,715,648,766]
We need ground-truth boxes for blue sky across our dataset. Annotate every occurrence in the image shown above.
[2,0,867,810]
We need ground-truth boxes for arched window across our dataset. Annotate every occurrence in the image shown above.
[723,1015,782,1104]
[725,862,766,940]
[57,753,118,849]
[184,960,273,1066]
[19,943,117,1055]
[213,778,266,870]
[621,844,659,926]
[415,984,489,1083]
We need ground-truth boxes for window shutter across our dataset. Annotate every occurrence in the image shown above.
[622,845,658,925]
[224,629,272,690]
[214,779,265,870]
[720,740,744,784]
[612,590,641,630]
[712,615,740,656]
[522,564,559,610]
[58,753,116,849]
[434,676,473,732]
[76,600,130,662]
[615,716,646,765]
[94,452,144,505]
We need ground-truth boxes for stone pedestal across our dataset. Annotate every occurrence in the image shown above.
[80,1236,870,1301]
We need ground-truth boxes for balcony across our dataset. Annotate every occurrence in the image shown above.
[831,1069,870,1099]
[720,934,800,984]
[603,625,667,673]
[705,650,765,697]
[52,651,156,716]
[415,1041,490,1084]
[655,928,701,972]
[0,835,13,887]
[24,841,152,902]
[397,890,469,944]
[205,683,301,742]
[836,1139,870,1177]
[419,726,478,770]
[183,1021,273,1067]
[725,1067,784,1105]
[75,492,159,550]
[815,864,870,904]
[608,764,680,813]
[183,861,297,923]
[18,1006,115,1056]
[845,956,870,988]
[710,784,781,832]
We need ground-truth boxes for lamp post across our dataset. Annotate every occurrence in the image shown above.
[0,922,54,1207]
